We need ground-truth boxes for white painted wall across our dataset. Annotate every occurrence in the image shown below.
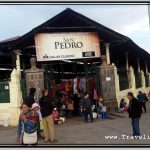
[0,68,22,126]
[114,65,150,107]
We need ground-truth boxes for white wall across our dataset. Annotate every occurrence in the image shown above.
[115,65,150,107]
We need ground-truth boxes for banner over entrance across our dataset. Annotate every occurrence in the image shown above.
[35,32,101,61]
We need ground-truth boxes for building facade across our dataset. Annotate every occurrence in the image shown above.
[0,8,149,126]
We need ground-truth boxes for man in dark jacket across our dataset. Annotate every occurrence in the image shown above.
[137,91,148,113]
[39,89,56,144]
[127,92,142,137]
[24,87,36,108]
[80,92,94,123]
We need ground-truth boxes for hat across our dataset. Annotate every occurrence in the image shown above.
[32,103,40,109]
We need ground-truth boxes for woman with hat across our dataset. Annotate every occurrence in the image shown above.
[32,103,43,139]
[17,102,39,145]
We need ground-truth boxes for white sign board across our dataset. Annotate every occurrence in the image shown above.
[5,86,9,90]
[34,32,100,61]
[106,77,111,81]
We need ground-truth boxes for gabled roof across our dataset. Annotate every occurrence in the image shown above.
[0,8,149,68]
[0,36,20,44]
[0,36,20,54]
[11,8,129,49]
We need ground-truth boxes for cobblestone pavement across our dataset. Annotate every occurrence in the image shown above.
[0,102,150,146]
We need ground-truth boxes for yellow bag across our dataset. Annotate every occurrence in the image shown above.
[40,120,43,130]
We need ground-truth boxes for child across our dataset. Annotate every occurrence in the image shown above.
[66,97,74,118]
[31,103,43,138]
[119,99,127,113]
[53,108,60,122]
[52,108,65,124]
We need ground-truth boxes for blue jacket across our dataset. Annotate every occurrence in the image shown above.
[137,93,148,102]
[17,109,38,138]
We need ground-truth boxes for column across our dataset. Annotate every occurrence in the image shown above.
[84,61,89,91]
[9,68,23,126]
[105,43,110,65]
[113,64,120,97]
[13,50,21,78]
[96,55,116,113]
[125,52,129,71]
[129,66,136,90]
[25,57,44,102]
[137,57,140,73]
[145,61,148,74]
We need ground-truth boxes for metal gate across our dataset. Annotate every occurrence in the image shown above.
[0,82,10,103]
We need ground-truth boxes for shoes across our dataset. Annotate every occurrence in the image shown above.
[44,139,50,143]
[50,139,58,144]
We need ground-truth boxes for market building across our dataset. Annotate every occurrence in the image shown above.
[0,8,150,126]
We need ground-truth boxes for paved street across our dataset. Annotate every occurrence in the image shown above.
[0,102,150,146]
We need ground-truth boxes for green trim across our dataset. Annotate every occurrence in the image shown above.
[0,83,10,103]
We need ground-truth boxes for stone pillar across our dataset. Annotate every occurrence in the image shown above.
[137,57,140,73]
[84,61,89,91]
[25,58,44,102]
[113,64,120,97]
[141,70,146,88]
[13,50,21,78]
[145,61,148,74]
[105,43,110,65]
[9,68,23,126]
[148,73,150,87]
[129,66,136,90]
[9,50,22,126]
[96,55,116,113]
[125,52,129,71]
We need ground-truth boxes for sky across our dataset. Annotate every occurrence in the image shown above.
[0,4,150,53]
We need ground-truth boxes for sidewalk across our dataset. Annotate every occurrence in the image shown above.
[0,103,150,146]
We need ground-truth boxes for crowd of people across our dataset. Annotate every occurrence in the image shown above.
[16,87,99,145]
[119,91,150,138]
[16,87,150,145]
[119,91,149,113]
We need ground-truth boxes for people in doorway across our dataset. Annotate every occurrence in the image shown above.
[39,89,57,144]
[119,99,127,113]
[98,96,104,114]
[66,96,74,118]
[127,92,142,137]
[17,102,38,145]
[52,108,60,123]
[24,87,36,108]
[31,103,43,139]
[80,92,94,123]
[137,91,148,113]
[72,93,80,116]
[52,108,64,124]
[61,95,66,109]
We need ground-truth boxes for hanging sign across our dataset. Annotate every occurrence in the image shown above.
[34,32,100,61]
